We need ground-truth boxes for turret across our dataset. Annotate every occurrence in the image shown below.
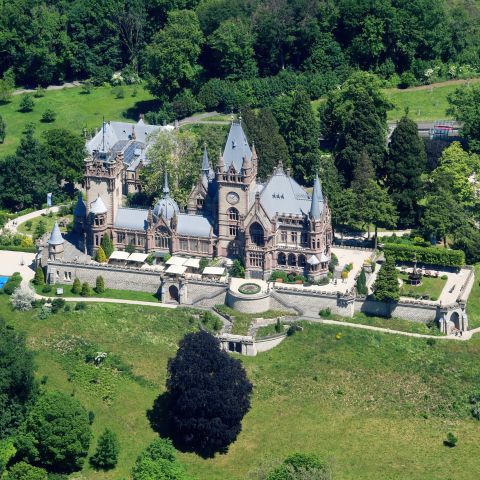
[309,174,323,221]
[73,192,86,234]
[48,223,65,261]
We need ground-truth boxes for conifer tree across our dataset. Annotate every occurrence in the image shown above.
[95,276,105,294]
[285,88,321,182]
[80,282,91,297]
[33,266,45,286]
[100,235,114,258]
[0,115,5,144]
[373,256,399,303]
[71,278,81,295]
[90,428,119,470]
[386,116,427,227]
[95,246,107,263]
[356,269,368,295]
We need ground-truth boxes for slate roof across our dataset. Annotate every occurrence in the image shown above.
[114,208,149,230]
[177,214,214,238]
[309,174,324,219]
[153,173,180,220]
[90,196,107,215]
[48,223,64,245]
[73,193,86,217]
[223,122,252,172]
[259,166,313,217]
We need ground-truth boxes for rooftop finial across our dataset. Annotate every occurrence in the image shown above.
[101,116,106,152]
[163,172,170,196]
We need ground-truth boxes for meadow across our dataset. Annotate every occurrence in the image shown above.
[2,284,480,480]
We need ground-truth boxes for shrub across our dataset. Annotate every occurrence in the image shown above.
[199,257,209,271]
[51,298,65,314]
[80,282,91,297]
[112,86,125,99]
[41,109,56,123]
[319,308,332,318]
[100,235,114,258]
[444,432,457,448]
[41,284,52,294]
[270,270,288,282]
[10,284,36,311]
[231,259,245,278]
[90,428,119,470]
[7,461,47,480]
[275,318,283,333]
[383,244,465,267]
[33,267,45,286]
[75,302,87,311]
[329,253,339,273]
[266,452,331,480]
[441,274,448,280]
[71,278,81,294]
[3,275,22,295]
[21,236,33,248]
[95,246,107,263]
[19,94,34,112]
[356,269,368,295]
[24,220,33,230]
[95,276,105,294]
[81,82,92,94]
[88,411,95,425]
[34,86,46,98]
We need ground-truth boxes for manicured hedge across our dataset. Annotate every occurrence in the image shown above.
[0,245,36,253]
[384,244,465,267]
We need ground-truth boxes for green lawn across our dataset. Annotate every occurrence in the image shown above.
[0,84,157,156]
[17,212,72,235]
[466,265,480,329]
[2,293,480,480]
[34,283,161,303]
[399,272,447,300]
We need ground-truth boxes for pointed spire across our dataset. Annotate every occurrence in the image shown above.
[163,172,170,197]
[73,192,86,217]
[310,173,323,220]
[217,150,224,173]
[147,207,153,224]
[48,222,64,245]
[201,146,210,172]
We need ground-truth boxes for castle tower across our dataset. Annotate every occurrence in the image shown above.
[88,195,108,252]
[48,223,65,261]
[216,121,257,257]
[73,192,87,234]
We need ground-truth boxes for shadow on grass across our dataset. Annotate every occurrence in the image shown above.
[123,99,163,121]
[147,392,225,459]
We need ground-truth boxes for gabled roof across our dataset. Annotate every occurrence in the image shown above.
[259,166,311,217]
[223,122,252,172]
[114,208,148,230]
[177,214,215,238]
[48,223,64,245]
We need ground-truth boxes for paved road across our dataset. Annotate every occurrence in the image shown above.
[13,81,82,96]
[3,206,62,235]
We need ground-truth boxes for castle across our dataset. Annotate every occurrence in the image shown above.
[71,118,333,280]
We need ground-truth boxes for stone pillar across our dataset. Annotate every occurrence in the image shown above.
[179,278,187,304]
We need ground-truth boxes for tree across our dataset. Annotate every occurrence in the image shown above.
[386,116,427,227]
[0,115,5,143]
[7,461,47,480]
[131,438,191,480]
[321,72,391,182]
[242,108,289,179]
[95,276,105,294]
[284,88,320,182]
[40,109,56,123]
[208,19,257,80]
[0,69,15,104]
[90,428,119,470]
[356,269,368,296]
[373,256,399,303]
[95,246,107,263]
[80,282,91,297]
[231,259,245,278]
[144,10,204,101]
[33,267,45,286]
[331,189,356,244]
[448,84,480,152]
[71,278,81,295]
[266,452,332,480]
[0,319,36,439]
[0,439,16,475]
[10,284,36,311]
[17,392,91,473]
[33,221,47,241]
[19,95,34,113]
[42,129,86,185]
[100,234,114,258]
[452,221,480,265]
[165,331,252,456]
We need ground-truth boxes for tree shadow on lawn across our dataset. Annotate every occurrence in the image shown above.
[123,99,163,121]
[147,392,227,459]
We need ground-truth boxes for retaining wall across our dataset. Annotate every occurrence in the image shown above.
[226,289,271,313]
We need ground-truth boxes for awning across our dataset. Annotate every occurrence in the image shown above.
[202,266,225,275]
[166,256,187,266]
[307,255,320,266]
[109,251,130,261]
[320,252,330,262]
[184,258,200,268]
[127,253,149,263]
[165,265,187,275]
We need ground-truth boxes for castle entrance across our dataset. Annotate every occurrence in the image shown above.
[168,285,179,303]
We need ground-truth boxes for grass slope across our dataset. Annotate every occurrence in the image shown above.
[2,291,480,480]
[17,212,72,235]
[0,85,156,156]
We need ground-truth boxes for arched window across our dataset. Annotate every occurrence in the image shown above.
[298,254,306,267]
[155,227,170,249]
[288,253,297,266]
[228,207,239,221]
[277,252,286,265]
[250,222,264,246]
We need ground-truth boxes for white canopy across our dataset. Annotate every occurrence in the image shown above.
[166,256,187,266]
[307,255,320,266]
[109,251,130,261]
[128,252,149,263]
[202,266,225,275]
[165,265,187,275]
[184,258,201,268]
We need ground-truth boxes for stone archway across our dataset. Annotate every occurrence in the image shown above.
[169,285,179,303]
[450,311,460,330]
[250,222,265,246]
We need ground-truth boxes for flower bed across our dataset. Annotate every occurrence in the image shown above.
[238,283,261,295]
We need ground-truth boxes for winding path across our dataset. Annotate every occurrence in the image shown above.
[3,206,62,235]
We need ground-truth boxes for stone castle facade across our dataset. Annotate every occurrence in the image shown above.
[73,118,333,280]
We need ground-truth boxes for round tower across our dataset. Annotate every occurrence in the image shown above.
[73,192,87,234]
[48,222,65,261]
[88,195,108,252]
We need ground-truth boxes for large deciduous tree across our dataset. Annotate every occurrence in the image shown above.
[0,320,36,439]
[207,19,257,80]
[165,331,252,456]
[144,10,204,101]
[321,71,391,183]
[17,392,91,473]
[386,116,427,227]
